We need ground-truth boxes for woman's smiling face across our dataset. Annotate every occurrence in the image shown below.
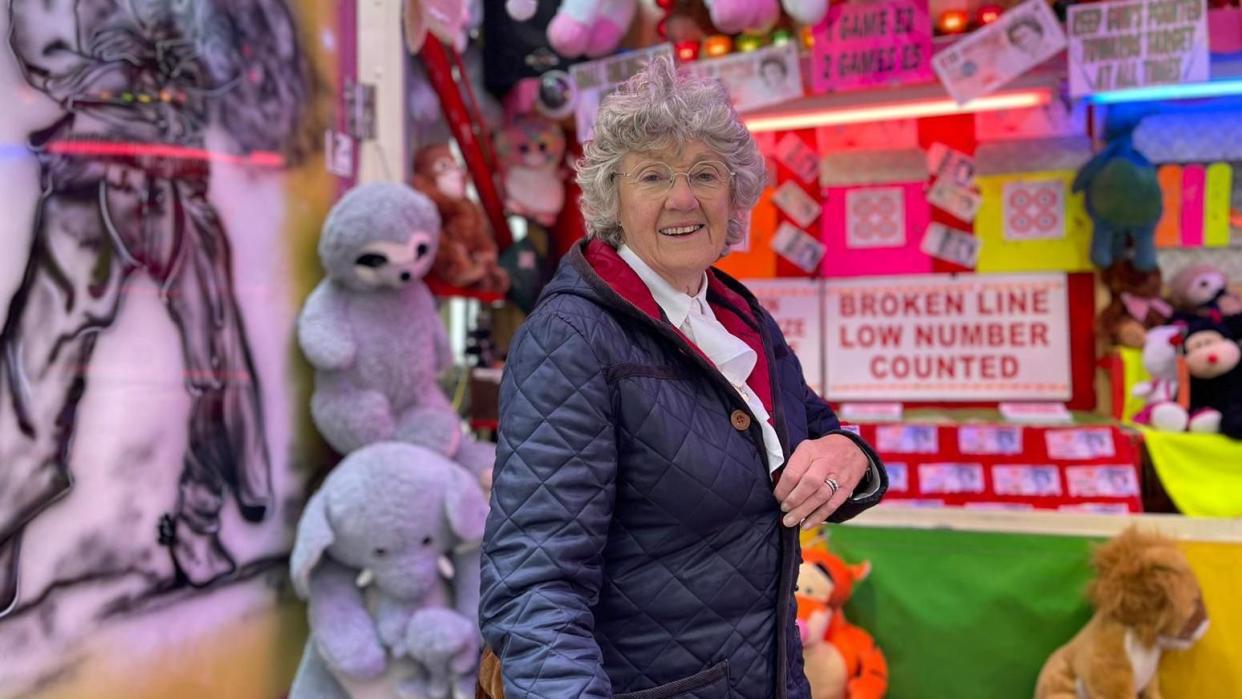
[616,139,733,294]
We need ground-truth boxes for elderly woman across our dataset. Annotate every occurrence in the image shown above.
[480,57,886,698]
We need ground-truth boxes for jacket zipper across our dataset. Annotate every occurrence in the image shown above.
[647,319,794,699]
[752,301,793,699]
[568,251,794,697]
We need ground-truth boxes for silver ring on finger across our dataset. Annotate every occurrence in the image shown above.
[825,476,839,496]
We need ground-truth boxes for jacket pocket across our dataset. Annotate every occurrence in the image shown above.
[613,660,730,699]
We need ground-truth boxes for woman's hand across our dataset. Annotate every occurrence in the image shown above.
[774,434,870,530]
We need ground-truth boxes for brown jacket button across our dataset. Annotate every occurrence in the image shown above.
[730,410,752,431]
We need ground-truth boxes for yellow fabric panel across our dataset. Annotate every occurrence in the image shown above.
[1155,164,1183,248]
[1117,347,1242,518]
[1204,163,1232,248]
[1141,427,1242,517]
[975,171,1095,273]
[1160,539,1242,698]
[1117,347,1151,424]
[718,187,779,279]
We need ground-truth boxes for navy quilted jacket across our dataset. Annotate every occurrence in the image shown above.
[481,241,886,698]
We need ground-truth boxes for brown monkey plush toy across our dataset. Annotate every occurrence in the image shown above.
[413,144,510,294]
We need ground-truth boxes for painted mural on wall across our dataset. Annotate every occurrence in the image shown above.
[0,0,331,694]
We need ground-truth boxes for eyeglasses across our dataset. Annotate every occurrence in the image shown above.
[616,160,734,196]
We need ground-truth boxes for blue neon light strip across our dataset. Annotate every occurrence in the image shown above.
[1090,79,1242,104]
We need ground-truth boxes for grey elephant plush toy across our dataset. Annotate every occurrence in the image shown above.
[289,441,488,699]
[298,182,495,484]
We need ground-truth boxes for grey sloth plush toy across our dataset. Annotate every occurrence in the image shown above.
[289,441,489,699]
[298,182,494,485]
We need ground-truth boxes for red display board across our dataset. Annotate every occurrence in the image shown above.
[848,423,1143,513]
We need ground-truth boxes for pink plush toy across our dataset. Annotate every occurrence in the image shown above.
[705,0,780,34]
[544,0,637,59]
[404,0,470,52]
[1168,263,1242,318]
[703,0,826,37]
[494,115,567,227]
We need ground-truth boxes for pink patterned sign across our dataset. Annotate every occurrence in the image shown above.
[811,0,933,93]
[823,182,932,276]
[846,187,907,248]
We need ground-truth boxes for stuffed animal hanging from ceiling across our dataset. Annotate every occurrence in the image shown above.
[1073,134,1163,272]
[543,0,637,58]
[704,0,781,33]
[700,0,829,35]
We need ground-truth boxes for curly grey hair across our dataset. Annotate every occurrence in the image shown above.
[576,55,765,249]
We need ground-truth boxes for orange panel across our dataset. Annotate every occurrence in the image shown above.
[717,188,779,279]
[1155,164,1183,248]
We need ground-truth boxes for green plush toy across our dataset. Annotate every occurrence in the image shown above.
[1073,135,1163,272]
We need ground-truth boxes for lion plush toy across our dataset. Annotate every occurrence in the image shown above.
[1035,527,1209,699]
[796,548,888,699]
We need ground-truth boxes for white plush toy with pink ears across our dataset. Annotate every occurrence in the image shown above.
[542,0,637,59]
[1131,324,1190,432]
